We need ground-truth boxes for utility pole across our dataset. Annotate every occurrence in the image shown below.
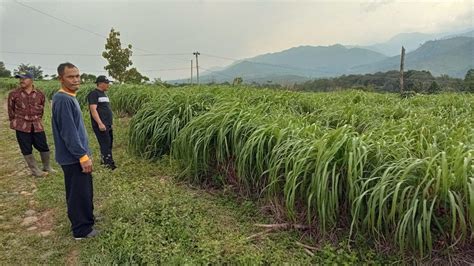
[190,59,193,85]
[193,51,200,85]
[399,46,405,94]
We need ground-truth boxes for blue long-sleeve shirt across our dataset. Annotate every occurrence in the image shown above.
[52,90,91,165]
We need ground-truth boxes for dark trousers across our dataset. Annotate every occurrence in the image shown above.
[15,129,49,155]
[61,163,94,238]
[93,125,115,166]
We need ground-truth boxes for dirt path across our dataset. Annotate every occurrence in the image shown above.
[0,95,72,264]
[0,97,41,232]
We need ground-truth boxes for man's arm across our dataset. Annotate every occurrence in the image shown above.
[87,91,106,131]
[89,104,106,131]
[39,92,45,119]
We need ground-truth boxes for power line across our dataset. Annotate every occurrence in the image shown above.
[141,67,190,72]
[0,48,363,79]
[2,61,454,82]
[2,61,189,74]
[3,48,405,80]
[199,53,238,62]
[135,53,190,57]
[11,0,191,63]
[0,51,190,57]
[199,66,234,79]
[7,2,444,82]
[2,62,108,73]
[8,0,195,78]
[1,51,101,56]
[9,2,236,79]
[13,0,106,39]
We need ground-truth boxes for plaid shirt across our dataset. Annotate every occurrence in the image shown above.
[7,86,46,133]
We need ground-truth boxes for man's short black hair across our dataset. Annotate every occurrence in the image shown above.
[57,62,77,76]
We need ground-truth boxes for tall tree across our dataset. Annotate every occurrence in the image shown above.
[80,73,97,83]
[102,28,148,84]
[427,81,441,94]
[464,69,474,92]
[123,67,149,84]
[232,77,243,86]
[102,28,132,83]
[14,63,43,80]
[0,61,11,77]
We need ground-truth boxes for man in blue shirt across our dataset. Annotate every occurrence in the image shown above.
[51,62,98,239]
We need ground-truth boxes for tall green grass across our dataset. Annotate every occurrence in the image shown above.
[127,87,473,256]
[128,89,217,159]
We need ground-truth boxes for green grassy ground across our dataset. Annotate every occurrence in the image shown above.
[0,89,392,264]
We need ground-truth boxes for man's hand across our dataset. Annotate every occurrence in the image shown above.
[80,158,93,173]
[98,123,106,131]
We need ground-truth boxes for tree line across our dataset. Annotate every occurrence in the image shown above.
[294,69,474,93]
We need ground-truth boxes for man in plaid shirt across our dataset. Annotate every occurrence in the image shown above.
[8,72,54,177]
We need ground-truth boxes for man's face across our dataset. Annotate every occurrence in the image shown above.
[98,82,110,91]
[59,67,81,91]
[19,78,33,89]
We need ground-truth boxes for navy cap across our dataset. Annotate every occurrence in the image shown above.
[95,75,111,84]
[15,72,34,80]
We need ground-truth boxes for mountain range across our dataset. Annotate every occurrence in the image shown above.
[352,36,474,78]
[353,28,473,56]
[171,28,473,83]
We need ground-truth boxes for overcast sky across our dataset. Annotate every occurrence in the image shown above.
[0,0,472,80]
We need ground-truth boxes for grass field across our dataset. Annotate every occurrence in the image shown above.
[1,77,473,263]
[0,82,388,264]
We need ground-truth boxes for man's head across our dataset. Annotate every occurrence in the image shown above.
[15,72,34,89]
[57,62,80,91]
[95,75,111,91]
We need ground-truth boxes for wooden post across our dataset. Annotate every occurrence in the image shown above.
[190,59,193,85]
[400,46,405,94]
[193,51,200,85]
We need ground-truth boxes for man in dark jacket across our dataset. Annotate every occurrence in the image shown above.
[87,75,116,170]
[51,62,98,239]
[8,71,53,177]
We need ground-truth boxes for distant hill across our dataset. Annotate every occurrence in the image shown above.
[443,29,474,39]
[196,45,387,83]
[364,32,436,56]
[351,37,474,78]
[351,28,473,56]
